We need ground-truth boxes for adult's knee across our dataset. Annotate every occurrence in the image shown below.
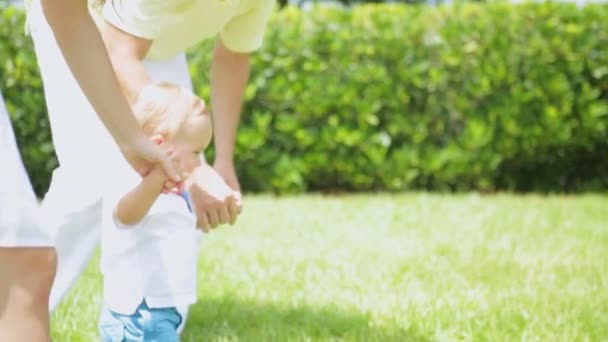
[24,248,57,304]
[0,247,57,306]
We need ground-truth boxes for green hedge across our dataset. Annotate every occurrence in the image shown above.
[2,3,608,196]
[1,5,55,196]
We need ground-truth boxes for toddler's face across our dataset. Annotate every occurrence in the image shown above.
[169,94,212,174]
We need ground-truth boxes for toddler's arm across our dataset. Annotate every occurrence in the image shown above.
[115,165,167,226]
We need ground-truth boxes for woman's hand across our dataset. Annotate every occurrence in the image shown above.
[119,135,183,183]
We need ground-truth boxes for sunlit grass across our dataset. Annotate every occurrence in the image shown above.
[52,193,608,341]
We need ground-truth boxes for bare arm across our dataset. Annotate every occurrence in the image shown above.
[41,0,147,148]
[185,38,249,230]
[210,38,251,184]
[99,20,153,103]
[115,167,166,226]
[40,0,179,180]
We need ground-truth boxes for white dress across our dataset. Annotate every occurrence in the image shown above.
[0,89,52,247]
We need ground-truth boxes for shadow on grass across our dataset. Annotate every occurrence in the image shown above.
[181,297,429,341]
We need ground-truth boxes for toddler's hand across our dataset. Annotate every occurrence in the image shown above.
[160,148,186,194]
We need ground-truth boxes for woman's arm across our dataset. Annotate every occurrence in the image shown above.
[209,39,250,192]
[99,20,154,103]
[40,0,180,181]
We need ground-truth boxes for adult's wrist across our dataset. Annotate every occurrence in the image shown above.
[213,153,235,167]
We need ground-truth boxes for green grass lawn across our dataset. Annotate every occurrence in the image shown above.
[51,193,608,341]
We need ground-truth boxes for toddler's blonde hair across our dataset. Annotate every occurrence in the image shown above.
[132,82,198,139]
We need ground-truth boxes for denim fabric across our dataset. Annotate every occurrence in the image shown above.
[99,300,182,342]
